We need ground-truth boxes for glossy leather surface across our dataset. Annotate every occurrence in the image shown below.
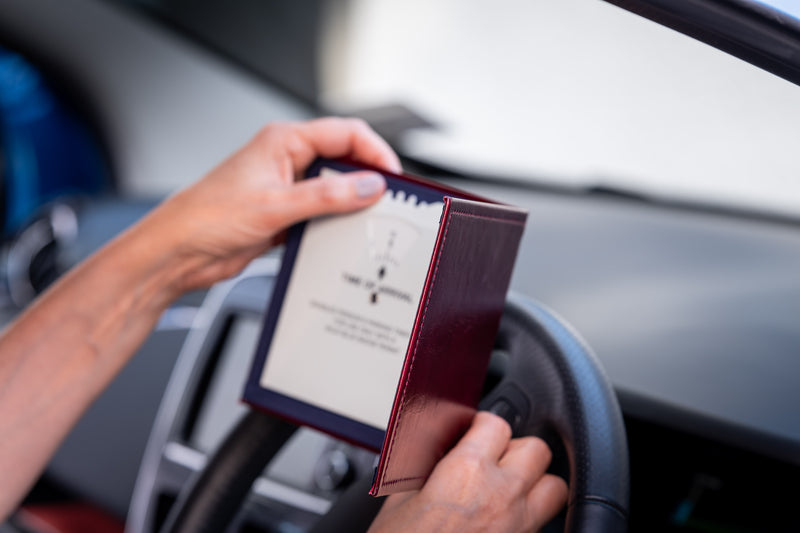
[371,197,527,496]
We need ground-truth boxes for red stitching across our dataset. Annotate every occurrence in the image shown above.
[378,210,522,487]
[380,210,453,487]
[383,475,426,486]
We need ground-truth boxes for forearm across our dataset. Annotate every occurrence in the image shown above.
[0,211,187,517]
[0,117,400,520]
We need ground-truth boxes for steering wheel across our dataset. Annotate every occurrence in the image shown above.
[160,293,629,533]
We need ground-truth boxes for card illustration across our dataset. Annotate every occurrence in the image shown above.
[258,176,444,430]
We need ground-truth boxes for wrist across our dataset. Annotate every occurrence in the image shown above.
[105,208,195,310]
[123,196,247,301]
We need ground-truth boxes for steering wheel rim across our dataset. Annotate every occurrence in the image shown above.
[161,293,629,533]
[483,293,629,531]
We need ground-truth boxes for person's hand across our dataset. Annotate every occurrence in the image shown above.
[139,117,401,293]
[368,412,569,533]
[0,117,399,520]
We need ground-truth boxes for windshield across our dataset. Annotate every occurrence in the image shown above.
[118,0,800,218]
[760,0,800,18]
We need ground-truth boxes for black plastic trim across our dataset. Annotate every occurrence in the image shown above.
[603,0,800,86]
[616,387,800,468]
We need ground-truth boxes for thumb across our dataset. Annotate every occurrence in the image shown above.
[276,170,387,226]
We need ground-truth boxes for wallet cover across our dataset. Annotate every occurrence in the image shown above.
[242,158,527,496]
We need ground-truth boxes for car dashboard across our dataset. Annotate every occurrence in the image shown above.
[1,1,799,532]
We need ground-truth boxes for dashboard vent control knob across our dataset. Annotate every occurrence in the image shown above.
[313,449,356,492]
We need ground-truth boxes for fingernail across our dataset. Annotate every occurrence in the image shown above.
[354,173,386,198]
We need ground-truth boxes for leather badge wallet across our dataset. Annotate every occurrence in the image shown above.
[243,157,527,496]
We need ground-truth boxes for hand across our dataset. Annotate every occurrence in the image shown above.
[368,412,569,533]
[0,117,399,519]
[140,117,401,293]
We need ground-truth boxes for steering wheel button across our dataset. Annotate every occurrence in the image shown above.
[488,399,522,430]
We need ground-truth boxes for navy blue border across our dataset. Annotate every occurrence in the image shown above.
[242,158,449,451]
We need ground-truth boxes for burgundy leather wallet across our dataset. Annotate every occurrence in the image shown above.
[370,197,526,496]
[243,158,527,497]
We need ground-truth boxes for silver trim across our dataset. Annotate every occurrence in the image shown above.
[163,442,332,516]
[252,479,332,516]
[155,305,202,331]
[127,257,281,533]
[162,441,207,471]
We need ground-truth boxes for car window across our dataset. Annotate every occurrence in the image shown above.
[759,0,800,18]
[112,0,800,219]
[316,0,800,219]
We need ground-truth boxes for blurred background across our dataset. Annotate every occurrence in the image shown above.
[4,0,800,220]
[1,2,800,531]
[109,0,800,219]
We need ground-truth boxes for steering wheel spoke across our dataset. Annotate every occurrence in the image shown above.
[162,294,630,533]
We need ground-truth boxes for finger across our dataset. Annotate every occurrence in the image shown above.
[498,436,553,492]
[526,474,569,531]
[270,170,386,227]
[453,411,513,462]
[291,117,403,173]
